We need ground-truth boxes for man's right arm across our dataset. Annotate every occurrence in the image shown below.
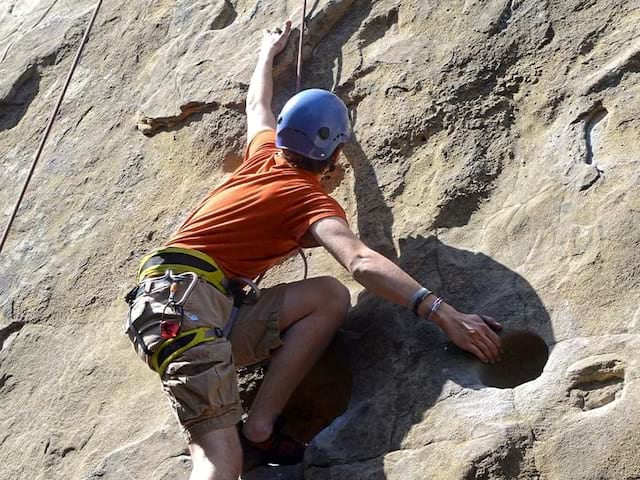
[310,216,503,364]
[246,20,291,142]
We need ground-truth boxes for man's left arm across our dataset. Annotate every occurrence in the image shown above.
[246,20,291,142]
[310,216,503,364]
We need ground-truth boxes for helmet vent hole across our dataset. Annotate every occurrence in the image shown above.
[318,127,330,140]
[277,117,283,124]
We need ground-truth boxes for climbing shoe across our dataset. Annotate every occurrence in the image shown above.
[240,417,306,466]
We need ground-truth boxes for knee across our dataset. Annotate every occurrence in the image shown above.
[316,276,350,320]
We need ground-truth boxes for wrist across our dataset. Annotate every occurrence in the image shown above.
[259,50,276,62]
[428,301,457,328]
[417,295,455,327]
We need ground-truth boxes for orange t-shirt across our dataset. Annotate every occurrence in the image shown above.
[166,129,346,279]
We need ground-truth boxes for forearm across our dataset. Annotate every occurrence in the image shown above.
[247,51,275,111]
[351,251,445,321]
[312,216,502,363]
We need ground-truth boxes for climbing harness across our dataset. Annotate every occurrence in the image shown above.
[124,245,310,375]
[296,0,307,92]
[0,0,104,254]
[125,268,202,356]
[125,247,262,376]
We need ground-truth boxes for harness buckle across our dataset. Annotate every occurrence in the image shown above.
[222,277,262,338]
[124,285,140,305]
[228,277,261,306]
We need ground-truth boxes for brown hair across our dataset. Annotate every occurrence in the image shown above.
[281,149,332,174]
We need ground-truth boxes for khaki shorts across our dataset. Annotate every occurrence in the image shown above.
[126,276,286,442]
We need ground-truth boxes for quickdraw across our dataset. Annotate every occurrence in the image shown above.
[159,271,198,339]
[125,269,199,356]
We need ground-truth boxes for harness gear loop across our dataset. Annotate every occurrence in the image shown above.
[125,305,153,356]
[125,269,200,355]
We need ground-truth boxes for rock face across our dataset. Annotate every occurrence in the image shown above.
[1,0,639,479]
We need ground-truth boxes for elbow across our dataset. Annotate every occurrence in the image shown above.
[349,250,374,282]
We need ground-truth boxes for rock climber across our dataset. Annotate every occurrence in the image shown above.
[124,19,503,480]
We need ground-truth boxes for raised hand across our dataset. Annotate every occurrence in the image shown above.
[261,20,292,58]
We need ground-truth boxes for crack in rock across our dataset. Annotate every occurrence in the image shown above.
[0,321,24,352]
[136,101,220,136]
[570,102,608,191]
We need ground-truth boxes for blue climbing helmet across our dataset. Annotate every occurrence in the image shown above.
[276,89,351,161]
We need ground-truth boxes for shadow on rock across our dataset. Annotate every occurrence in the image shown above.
[299,136,554,478]
[242,134,554,478]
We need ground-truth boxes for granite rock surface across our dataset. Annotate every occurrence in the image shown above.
[1,0,639,479]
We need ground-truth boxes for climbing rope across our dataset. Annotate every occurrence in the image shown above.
[294,1,309,279]
[296,0,307,92]
[2,1,306,255]
[0,0,103,254]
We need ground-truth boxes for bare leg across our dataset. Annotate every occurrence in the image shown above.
[189,425,242,480]
[242,276,350,442]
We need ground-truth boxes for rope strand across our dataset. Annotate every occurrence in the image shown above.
[0,0,104,254]
[296,0,307,92]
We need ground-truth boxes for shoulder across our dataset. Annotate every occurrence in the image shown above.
[245,129,277,160]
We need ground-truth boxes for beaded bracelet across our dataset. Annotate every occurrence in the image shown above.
[410,287,431,315]
[427,297,444,322]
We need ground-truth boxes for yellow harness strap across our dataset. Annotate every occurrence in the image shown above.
[137,246,228,295]
[150,327,220,376]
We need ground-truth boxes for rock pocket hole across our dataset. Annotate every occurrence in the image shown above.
[208,0,237,30]
[567,357,625,411]
[479,330,548,389]
[0,322,24,352]
[585,107,608,167]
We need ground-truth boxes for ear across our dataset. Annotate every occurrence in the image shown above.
[329,145,343,171]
